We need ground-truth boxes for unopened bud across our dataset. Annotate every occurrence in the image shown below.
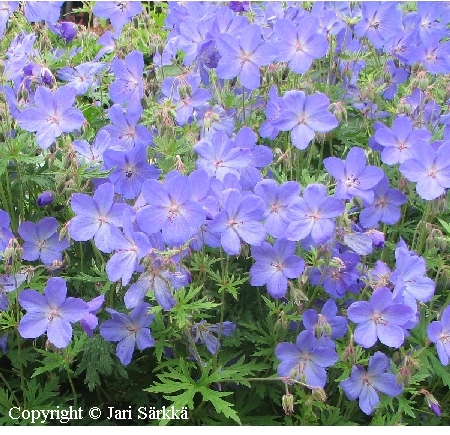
[311,387,327,402]
[342,342,356,366]
[36,190,55,207]
[396,365,411,385]
[288,281,308,306]
[420,390,441,417]
[282,393,294,415]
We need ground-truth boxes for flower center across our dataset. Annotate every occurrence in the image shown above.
[371,312,387,325]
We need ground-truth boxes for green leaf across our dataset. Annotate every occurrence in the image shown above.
[197,386,241,424]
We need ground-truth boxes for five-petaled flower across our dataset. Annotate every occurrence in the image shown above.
[18,277,89,348]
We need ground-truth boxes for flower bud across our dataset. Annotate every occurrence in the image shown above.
[282,393,294,415]
[420,390,441,417]
[311,387,327,402]
[36,190,54,207]
[396,365,411,385]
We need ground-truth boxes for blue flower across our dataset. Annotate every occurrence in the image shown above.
[275,330,338,388]
[69,183,132,253]
[250,239,305,299]
[18,217,69,266]
[324,147,384,203]
[137,171,206,246]
[208,189,266,256]
[347,287,414,348]
[18,277,89,349]
[272,90,338,151]
[100,303,155,366]
[340,352,403,415]
[427,305,450,365]
[215,23,277,90]
[287,183,344,244]
[16,86,85,149]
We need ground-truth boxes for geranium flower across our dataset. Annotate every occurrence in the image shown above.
[18,217,69,266]
[275,330,338,388]
[272,90,338,150]
[249,239,305,299]
[215,23,277,90]
[427,304,450,365]
[137,171,206,246]
[100,303,155,366]
[273,16,328,74]
[103,144,160,200]
[340,352,403,415]
[18,277,88,348]
[16,86,85,149]
[69,182,132,253]
[324,147,384,203]
[347,287,414,348]
[286,183,344,244]
[399,141,450,201]
[208,189,266,256]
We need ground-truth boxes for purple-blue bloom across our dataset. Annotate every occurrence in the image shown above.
[191,320,236,355]
[36,191,55,207]
[0,209,14,252]
[57,62,106,95]
[399,141,450,201]
[359,176,407,228]
[18,217,69,266]
[347,286,414,348]
[273,16,328,74]
[48,21,77,44]
[208,189,266,256]
[105,210,151,286]
[102,104,153,151]
[215,23,277,90]
[391,245,435,312]
[93,1,143,37]
[137,172,206,247]
[103,144,160,200]
[24,1,64,24]
[249,239,305,299]
[16,86,85,149]
[340,351,403,415]
[100,303,155,366]
[272,90,338,150]
[69,182,132,253]
[324,147,385,203]
[0,273,27,311]
[18,277,89,348]
[287,183,344,244]
[373,116,431,165]
[302,299,348,348]
[275,330,338,388]
[109,50,144,108]
[254,179,301,239]
[0,1,18,39]
[80,295,105,338]
[427,305,450,366]
[194,130,251,182]
[354,2,402,49]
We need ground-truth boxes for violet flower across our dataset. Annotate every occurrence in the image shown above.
[18,217,69,266]
[272,90,338,150]
[249,239,305,299]
[340,352,403,415]
[18,277,89,348]
[275,330,338,388]
[16,86,85,149]
[100,303,155,366]
[347,286,414,348]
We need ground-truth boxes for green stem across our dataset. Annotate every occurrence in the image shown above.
[66,367,78,408]
[414,201,433,254]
